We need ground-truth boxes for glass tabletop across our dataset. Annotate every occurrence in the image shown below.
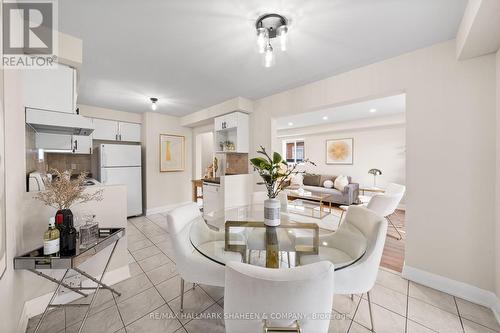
[190,204,367,270]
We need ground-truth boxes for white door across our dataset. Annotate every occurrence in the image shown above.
[72,135,92,154]
[100,144,141,167]
[118,122,141,142]
[24,65,75,113]
[36,133,72,150]
[92,118,119,141]
[101,167,142,216]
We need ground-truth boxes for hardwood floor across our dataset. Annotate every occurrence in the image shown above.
[381,209,405,272]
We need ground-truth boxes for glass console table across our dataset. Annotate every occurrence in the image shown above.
[14,228,125,333]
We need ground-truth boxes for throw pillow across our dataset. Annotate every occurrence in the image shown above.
[303,174,321,186]
[290,173,303,186]
[334,175,349,191]
[323,180,334,188]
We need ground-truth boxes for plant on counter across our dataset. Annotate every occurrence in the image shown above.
[34,169,103,210]
[250,146,315,226]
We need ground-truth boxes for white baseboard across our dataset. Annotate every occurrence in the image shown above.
[402,264,500,325]
[146,201,191,216]
[17,265,130,333]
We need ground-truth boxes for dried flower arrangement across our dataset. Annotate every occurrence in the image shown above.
[34,169,103,210]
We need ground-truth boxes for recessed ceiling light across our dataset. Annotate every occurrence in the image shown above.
[288,122,293,126]
[322,116,328,120]
[369,108,377,113]
[150,97,158,110]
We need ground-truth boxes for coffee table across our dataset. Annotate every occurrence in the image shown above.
[286,189,332,219]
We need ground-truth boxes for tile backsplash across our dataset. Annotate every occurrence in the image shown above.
[46,153,92,175]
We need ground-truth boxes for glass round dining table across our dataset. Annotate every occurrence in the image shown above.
[189,204,367,270]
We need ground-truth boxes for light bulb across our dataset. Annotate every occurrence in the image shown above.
[256,27,268,54]
[277,25,288,51]
[264,43,274,68]
[150,97,158,110]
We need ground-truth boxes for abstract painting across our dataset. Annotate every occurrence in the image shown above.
[326,138,353,165]
[160,134,185,172]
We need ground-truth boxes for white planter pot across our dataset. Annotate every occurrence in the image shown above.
[264,198,281,227]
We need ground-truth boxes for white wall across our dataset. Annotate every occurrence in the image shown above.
[252,40,497,294]
[143,112,192,213]
[278,121,406,189]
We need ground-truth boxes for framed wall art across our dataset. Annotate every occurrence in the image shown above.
[326,138,353,165]
[159,134,185,172]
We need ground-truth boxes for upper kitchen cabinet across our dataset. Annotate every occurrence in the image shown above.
[214,112,249,153]
[35,133,92,154]
[118,122,141,142]
[92,118,141,142]
[24,64,77,113]
[92,118,118,141]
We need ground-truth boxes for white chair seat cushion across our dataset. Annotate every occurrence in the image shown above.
[247,228,295,251]
[300,246,352,266]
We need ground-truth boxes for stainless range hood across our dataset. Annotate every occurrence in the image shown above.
[26,108,94,136]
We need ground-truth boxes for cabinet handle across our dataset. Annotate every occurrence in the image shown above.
[115,134,118,141]
[73,139,77,153]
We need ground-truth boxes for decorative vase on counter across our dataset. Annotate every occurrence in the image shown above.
[264,198,281,227]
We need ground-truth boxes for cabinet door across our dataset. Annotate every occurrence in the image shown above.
[36,133,72,150]
[72,135,92,154]
[223,113,238,129]
[214,116,224,131]
[24,65,75,113]
[118,122,141,142]
[92,118,118,141]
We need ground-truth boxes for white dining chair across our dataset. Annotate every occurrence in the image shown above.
[247,191,294,267]
[366,183,405,240]
[224,261,335,333]
[167,202,242,313]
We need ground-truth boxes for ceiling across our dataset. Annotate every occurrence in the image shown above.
[58,0,467,116]
[276,94,405,130]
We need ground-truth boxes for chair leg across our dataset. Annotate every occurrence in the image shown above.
[248,249,252,264]
[367,291,375,332]
[339,210,344,226]
[180,278,185,313]
[350,294,354,300]
[192,283,195,290]
[287,252,291,268]
[386,215,403,240]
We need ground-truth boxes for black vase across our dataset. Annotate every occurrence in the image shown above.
[56,209,77,256]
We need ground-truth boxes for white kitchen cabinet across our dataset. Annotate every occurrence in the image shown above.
[118,122,141,142]
[36,133,72,150]
[92,118,141,142]
[214,112,249,153]
[36,133,92,154]
[24,64,76,113]
[72,135,92,154]
[203,182,223,215]
[92,118,119,141]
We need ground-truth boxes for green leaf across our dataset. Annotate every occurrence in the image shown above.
[272,152,282,164]
[250,157,269,169]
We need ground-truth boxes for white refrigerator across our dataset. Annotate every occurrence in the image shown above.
[97,144,142,216]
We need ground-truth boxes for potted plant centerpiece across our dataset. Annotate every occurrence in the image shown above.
[250,146,314,226]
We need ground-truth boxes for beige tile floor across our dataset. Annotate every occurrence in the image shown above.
[27,213,500,333]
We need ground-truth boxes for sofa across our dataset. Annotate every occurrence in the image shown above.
[287,173,360,205]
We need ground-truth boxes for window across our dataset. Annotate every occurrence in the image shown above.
[285,140,305,163]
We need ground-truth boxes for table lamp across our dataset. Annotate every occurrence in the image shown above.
[368,168,382,187]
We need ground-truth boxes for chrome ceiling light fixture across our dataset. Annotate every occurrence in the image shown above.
[255,13,288,68]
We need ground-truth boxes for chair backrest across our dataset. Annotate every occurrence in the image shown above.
[224,261,335,333]
[367,183,405,216]
[166,202,201,273]
[251,191,268,206]
[335,206,387,294]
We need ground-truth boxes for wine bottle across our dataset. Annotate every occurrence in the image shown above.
[60,212,77,256]
[43,217,60,256]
